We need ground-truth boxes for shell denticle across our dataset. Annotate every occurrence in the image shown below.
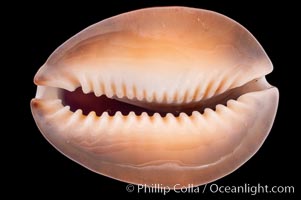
[31,7,278,188]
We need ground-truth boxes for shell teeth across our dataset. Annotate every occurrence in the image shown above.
[139,112,149,120]
[55,105,71,117]
[125,112,137,125]
[116,87,124,98]
[114,111,123,118]
[211,77,224,98]
[125,84,134,99]
[93,77,103,97]
[162,92,168,103]
[46,101,69,118]
[86,111,97,120]
[74,109,83,116]
[191,111,202,118]
[203,80,214,99]
[154,92,163,103]
[166,93,174,104]
[136,90,143,101]
[112,111,124,125]
[146,91,154,102]
[79,74,92,94]
[100,111,109,118]
[126,92,134,100]
[179,112,189,119]
[63,73,241,117]
[116,92,123,98]
[75,108,83,114]
[128,111,136,118]
[215,104,226,112]
[192,88,201,102]
[203,108,216,118]
[78,79,208,104]
[105,83,114,98]
[176,91,184,104]
[68,109,83,124]
[69,69,237,104]
[94,91,102,97]
[207,81,220,98]
[165,113,175,118]
[59,80,78,92]
[184,90,193,103]
[193,86,203,102]
[54,92,242,121]
[152,113,161,119]
[163,113,177,126]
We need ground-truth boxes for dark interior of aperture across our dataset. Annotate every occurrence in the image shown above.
[60,87,235,117]
[61,87,170,117]
[60,79,265,117]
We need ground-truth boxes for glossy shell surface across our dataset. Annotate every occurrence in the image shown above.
[31,7,278,188]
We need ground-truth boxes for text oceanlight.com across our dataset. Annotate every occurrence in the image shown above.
[208,183,294,195]
[126,183,295,195]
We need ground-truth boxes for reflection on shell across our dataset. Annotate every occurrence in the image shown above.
[31,7,278,188]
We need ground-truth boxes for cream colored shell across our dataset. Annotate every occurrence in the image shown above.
[31,7,278,188]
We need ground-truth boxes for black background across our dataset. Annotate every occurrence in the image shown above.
[7,0,298,199]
